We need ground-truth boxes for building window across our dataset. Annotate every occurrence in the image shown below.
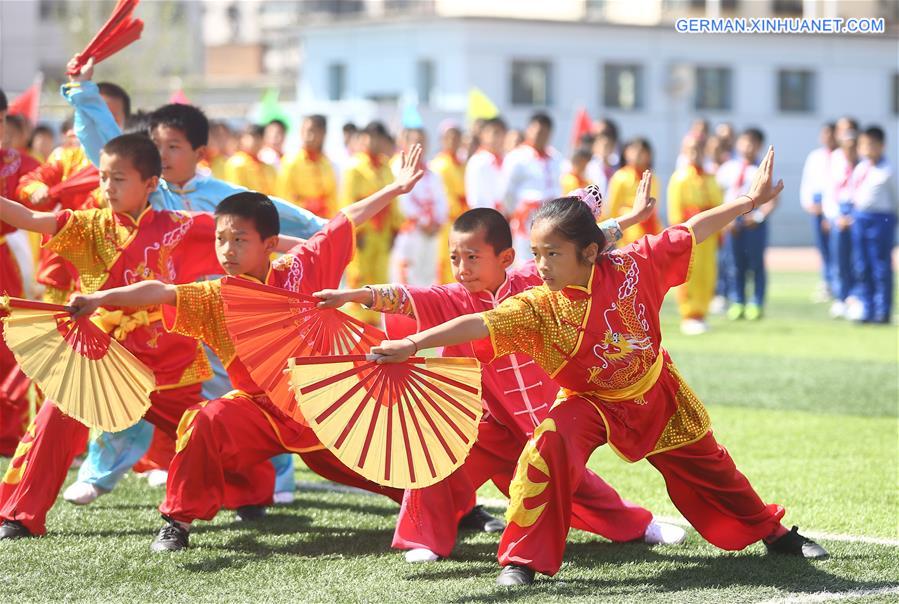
[327,63,346,101]
[893,73,899,115]
[416,60,435,105]
[772,0,802,15]
[510,61,552,106]
[778,69,815,112]
[695,66,732,111]
[603,64,643,110]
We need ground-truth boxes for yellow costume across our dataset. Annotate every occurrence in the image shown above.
[199,152,228,181]
[606,167,662,247]
[560,172,588,195]
[223,151,276,195]
[429,151,466,284]
[276,148,338,218]
[667,165,723,319]
[340,152,399,323]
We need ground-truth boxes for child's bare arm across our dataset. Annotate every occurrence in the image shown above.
[69,281,177,318]
[688,146,784,244]
[0,196,59,235]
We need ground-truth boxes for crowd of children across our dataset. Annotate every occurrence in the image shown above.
[0,44,882,588]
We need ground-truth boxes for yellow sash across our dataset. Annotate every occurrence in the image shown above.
[562,352,664,403]
[93,308,163,341]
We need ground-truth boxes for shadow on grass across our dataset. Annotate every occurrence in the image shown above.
[441,542,899,602]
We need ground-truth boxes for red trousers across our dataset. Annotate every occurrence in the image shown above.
[498,396,785,576]
[392,415,652,557]
[159,395,403,524]
[0,242,28,457]
[0,384,203,535]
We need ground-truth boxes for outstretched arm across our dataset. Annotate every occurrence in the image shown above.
[370,314,488,364]
[342,144,424,226]
[69,281,177,318]
[0,196,58,235]
[687,146,784,244]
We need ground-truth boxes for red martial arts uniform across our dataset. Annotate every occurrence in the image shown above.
[0,147,40,456]
[478,226,785,575]
[17,145,101,305]
[158,211,403,525]
[367,263,653,558]
[0,205,222,535]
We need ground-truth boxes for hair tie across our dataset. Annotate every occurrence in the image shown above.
[571,184,603,219]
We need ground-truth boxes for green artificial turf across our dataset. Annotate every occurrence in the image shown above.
[1,270,896,603]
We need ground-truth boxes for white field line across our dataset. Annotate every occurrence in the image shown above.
[755,585,899,603]
[295,481,899,547]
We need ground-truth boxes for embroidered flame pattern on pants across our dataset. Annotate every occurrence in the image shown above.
[506,419,556,527]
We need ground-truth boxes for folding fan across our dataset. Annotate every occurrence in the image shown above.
[48,165,99,203]
[67,0,144,75]
[287,355,483,489]
[221,277,386,424]
[0,297,155,431]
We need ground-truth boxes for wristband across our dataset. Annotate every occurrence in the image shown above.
[404,337,419,354]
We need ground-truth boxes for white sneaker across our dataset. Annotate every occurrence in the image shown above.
[643,520,687,545]
[404,548,440,563]
[680,319,708,336]
[829,301,846,319]
[845,297,865,321]
[63,481,107,505]
[145,469,168,488]
[709,296,727,315]
[273,491,295,505]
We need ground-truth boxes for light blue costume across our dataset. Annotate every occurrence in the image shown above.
[65,81,316,495]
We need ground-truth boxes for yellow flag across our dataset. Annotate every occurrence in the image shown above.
[467,87,499,123]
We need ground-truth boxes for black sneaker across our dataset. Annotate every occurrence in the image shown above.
[765,526,829,560]
[235,505,267,522]
[150,518,189,552]
[0,520,32,540]
[459,505,505,533]
[496,564,535,586]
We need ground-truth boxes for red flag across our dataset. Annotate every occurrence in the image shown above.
[8,81,41,123]
[67,0,144,75]
[570,107,593,150]
[168,89,190,105]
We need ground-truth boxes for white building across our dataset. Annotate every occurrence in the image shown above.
[296,15,898,245]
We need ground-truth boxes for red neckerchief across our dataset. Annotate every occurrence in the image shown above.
[366,151,382,169]
[478,147,503,168]
[303,147,321,163]
[525,142,550,160]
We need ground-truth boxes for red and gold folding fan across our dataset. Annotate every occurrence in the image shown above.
[0,297,155,431]
[287,355,483,489]
[48,165,99,203]
[221,277,386,423]
[67,0,144,75]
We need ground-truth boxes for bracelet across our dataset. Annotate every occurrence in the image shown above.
[739,194,757,215]
[403,336,419,354]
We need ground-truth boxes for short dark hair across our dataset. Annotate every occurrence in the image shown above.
[343,122,357,135]
[0,89,7,112]
[742,127,765,145]
[572,148,592,163]
[29,124,54,146]
[862,125,885,145]
[123,110,152,136]
[60,115,74,135]
[97,81,131,119]
[101,133,162,180]
[529,111,553,130]
[532,197,606,262]
[149,103,209,149]
[305,114,327,132]
[266,118,288,133]
[5,114,27,132]
[625,137,653,156]
[452,208,513,254]
[214,191,280,240]
[482,116,507,132]
[363,120,390,139]
[244,124,265,138]
[595,118,619,142]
